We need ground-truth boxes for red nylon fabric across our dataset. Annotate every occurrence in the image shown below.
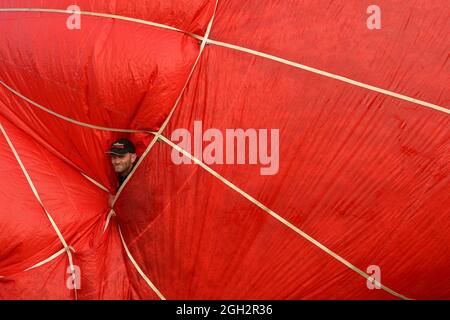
[0,0,449,299]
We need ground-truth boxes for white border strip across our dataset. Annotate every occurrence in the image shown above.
[156,133,411,300]
[0,122,78,299]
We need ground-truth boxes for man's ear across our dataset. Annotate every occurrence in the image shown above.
[131,153,137,164]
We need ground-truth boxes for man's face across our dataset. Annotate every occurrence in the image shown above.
[111,153,137,176]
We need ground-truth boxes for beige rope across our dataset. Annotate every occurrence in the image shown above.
[0,122,79,299]
[156,133,411,300]
[0,248,66,279]
[118,226,166,300]
[103,208,116,233]
[1,5,436,299]
[204,38,449,115]
[80,172,109,192]
[1,7,447,115]
[111,0,220,206]
[0,8,184,34]
[24,248,66,271]
[0,80,145,133]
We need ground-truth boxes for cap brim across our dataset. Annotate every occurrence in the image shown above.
[105,150,127,155]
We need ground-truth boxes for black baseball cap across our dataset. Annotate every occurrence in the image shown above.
[106,138,136,155]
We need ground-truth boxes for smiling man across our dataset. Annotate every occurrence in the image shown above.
[106,138,137,189]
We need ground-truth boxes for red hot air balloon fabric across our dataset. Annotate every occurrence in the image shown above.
[0,0,449,299]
